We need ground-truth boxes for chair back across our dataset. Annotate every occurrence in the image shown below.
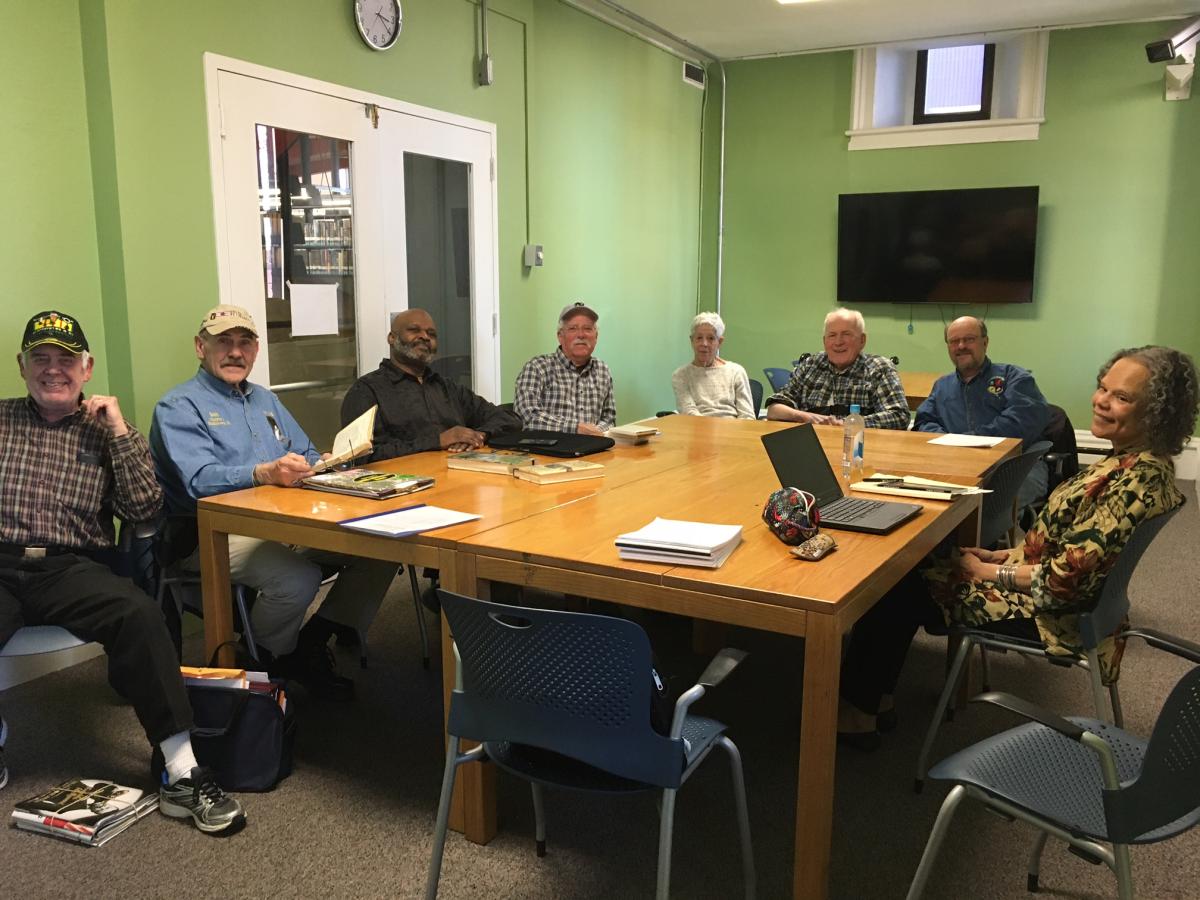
[1079,504,1184,649]
[1040,404,1079,492]
[979,440,1052,547]
[749,378,764,417]
[763,367,791,393]
[440,590,684,788]
[1103,663,1200,844]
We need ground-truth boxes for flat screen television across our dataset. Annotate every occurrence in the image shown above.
[837,186,1039,304]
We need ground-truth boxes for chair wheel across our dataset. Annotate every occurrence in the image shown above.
[913,778,924,794]
[359,656,368,670]
[536,839,546,858]
[1026,873,1039,893]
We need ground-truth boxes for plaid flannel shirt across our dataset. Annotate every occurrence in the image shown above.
[0,397,162,549]
[765,352,909,430]
[514,347,616,432]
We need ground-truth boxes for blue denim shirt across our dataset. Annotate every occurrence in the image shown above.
[914,358,1050,444]
[150,368,319,513]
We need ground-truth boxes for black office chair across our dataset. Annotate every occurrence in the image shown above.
[425,590,755,900]
[749,378,764,417]
[914,504,1184,793]
[908,628,1200,900]
[978,440,1053,549]
[762,367,791,393]
[1041,403,1080,494]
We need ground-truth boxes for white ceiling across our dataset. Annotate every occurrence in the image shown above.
[592,0,1198,60]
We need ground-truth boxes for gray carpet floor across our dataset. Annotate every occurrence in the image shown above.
[2,483,1198,899]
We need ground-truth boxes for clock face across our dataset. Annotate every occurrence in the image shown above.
[354,0,402,51]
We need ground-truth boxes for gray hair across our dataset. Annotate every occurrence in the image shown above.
[690,312,725,339]
[22,349,91,369]
[1098,346,1198,458]
[824,307,865,335]
[943,317,988,342]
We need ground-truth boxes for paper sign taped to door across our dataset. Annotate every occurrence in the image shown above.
[288,282,339,336]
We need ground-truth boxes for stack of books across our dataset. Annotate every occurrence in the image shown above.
[514,459,605,484]
[302,468,435,499]
[447,449,536,475]
[11,779,158,846]
[615,517,743,568]
[608,424,660,445]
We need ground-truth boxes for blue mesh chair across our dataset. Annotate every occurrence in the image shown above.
[914,504,1183,793]
[907,628,1200,899]
[762,367,791,393]
[978,440,1053,549]
[425,591,755,900]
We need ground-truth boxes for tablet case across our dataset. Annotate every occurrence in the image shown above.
[489,429,615,458]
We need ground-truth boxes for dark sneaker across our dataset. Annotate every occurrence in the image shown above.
[0,715,9,791]
[159,766,246,835]
[273,643,355,702]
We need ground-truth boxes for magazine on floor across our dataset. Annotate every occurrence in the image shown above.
[11,778,159,846]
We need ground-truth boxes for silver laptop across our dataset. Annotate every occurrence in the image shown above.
[760,424,922,534]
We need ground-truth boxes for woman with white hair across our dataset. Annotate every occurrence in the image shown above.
[671,312,755,419]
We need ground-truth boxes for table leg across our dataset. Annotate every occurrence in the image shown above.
[198,516,235,667]
[438,548,497,845]
[795,614,839,900]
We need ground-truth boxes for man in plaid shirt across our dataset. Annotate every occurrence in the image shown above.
[0,310,245,834]
[514,302,616,435]
[765,308,909,430]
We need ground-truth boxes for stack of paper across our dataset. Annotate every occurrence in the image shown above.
[340,504,481,538]
[615,517,743,568]
[608,423,660,445]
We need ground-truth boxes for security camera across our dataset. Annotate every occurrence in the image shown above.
[1146,15,1200,63]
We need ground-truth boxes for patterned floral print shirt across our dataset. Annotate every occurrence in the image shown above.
[925,449,1183,683]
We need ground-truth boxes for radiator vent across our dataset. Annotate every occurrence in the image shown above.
[682,62,705,89]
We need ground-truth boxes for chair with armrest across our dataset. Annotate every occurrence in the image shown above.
[907,627,1200,900]
[979,440,1053,549]
[914,503,1183,793]
[1040,403,1080,494]
[425,590,755,900]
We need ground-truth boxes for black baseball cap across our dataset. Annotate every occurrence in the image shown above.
[22,310,89,354]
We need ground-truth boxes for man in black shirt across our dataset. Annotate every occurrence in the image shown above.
[341,308,519,459]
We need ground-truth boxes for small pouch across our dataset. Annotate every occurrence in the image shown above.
[790,533,837,561]
[762,487,820,546]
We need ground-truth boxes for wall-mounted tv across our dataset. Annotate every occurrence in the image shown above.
[837,186,1039,304]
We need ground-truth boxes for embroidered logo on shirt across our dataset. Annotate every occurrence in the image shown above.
[987,376,1006,396]
[207,411,230,427]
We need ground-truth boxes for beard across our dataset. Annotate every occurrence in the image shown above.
[393,338,436,369]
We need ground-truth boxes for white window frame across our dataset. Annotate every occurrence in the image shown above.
[847,32,1048,151]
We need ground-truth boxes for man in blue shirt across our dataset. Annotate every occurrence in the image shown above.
[914,316,1050,507]
[150,306,397,700]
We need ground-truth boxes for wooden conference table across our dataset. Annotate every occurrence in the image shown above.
[197,416,1017,899]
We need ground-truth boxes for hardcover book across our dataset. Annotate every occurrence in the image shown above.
[311,405,377,473]
[11,779,158,847]
[303,468,435,499]
[513,459,605,485]
[446,449,537,475]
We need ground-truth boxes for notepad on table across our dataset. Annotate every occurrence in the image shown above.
[926,433,1006,448]
[615,517,743,568]
[339,504,480,538]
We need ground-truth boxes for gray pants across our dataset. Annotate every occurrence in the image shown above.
[185,537,397,657]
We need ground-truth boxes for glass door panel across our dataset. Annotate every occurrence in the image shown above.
[403,153,473,389]
[256,125,357,447]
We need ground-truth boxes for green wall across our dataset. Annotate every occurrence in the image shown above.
[1,0,701,426]
[703,22,1200,430]
[0,0,107,395]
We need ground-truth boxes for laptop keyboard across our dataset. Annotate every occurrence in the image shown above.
[821,496,885,522]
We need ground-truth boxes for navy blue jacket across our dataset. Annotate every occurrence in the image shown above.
[914,358,1049,444]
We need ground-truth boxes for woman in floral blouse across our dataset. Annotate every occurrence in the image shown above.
[837,345,1198,750]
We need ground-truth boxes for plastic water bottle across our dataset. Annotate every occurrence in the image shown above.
[841,404,865,482]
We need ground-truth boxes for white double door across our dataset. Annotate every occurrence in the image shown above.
[208,59,498,445]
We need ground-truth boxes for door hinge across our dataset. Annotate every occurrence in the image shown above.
[492,312,498,336]
[364,103,380,129]
[490,156,496,182]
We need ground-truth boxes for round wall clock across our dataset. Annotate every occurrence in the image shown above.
[354,0,402,51]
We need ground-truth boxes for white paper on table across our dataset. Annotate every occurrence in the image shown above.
[927,433,1006,448]
[288,282,340,336]
[339,504,480,538]
[615,517,743,553]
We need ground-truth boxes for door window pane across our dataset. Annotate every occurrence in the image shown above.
[924,45,985,115]
[256,126,358,446]
[403,153,473,389]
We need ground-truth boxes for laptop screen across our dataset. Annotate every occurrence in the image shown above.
[760,424,846,508]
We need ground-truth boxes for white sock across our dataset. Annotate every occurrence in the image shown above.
[160,731,199,784]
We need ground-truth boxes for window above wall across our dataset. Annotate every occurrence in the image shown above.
[848,32,1047,151]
